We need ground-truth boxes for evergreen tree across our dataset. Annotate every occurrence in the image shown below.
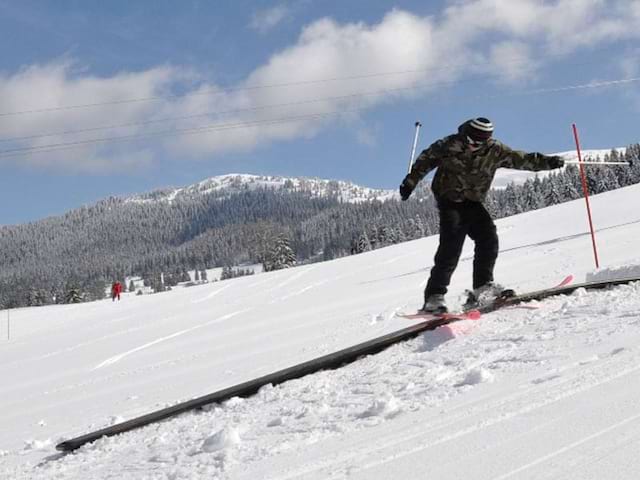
[352,232,371,254]
[264,233,296,271]
[84,279,108,302]
[520,179,543,211]
[151,273,165,293]
[27,289,48,307]
[414,215,426,237]
[220,266,231,280]
[543,174,564,206]
[65,287,82,304]
[559,167,581,201]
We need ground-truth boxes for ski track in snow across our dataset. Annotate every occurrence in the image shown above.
[2,322,152,368]
[318,345,640,480]
[379,252,416,265]
[274,283,322,302]
[268,256,414,303]
[93,309,251,370]
[270,264,321,290]
[191,283,233,304]
[490,411,640,480]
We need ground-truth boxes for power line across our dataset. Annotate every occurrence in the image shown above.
[0,83,428,143]
[0,110,359,159]
[3,69,639,145]
[1,75,638,159]
[489,77,640,98]
[0,48,630,118]
[0,70,507,143]
[0,68,444,118]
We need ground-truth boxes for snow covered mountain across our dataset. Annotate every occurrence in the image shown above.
[132,148,624,203]
[3,182,640,479]
[131,173,398,204]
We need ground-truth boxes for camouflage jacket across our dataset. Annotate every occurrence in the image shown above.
[405,131,558,203]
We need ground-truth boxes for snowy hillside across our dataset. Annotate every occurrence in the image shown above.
[3,183,640,479]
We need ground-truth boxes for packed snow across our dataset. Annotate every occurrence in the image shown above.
[2,183,640,479]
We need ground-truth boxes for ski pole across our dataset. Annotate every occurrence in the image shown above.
[564,160,632,166]
[407,121,422,173]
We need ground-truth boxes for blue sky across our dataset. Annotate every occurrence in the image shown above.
[0,0,639,224]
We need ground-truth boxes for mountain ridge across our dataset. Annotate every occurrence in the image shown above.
[130,173,398,205]
[129,148,624,206]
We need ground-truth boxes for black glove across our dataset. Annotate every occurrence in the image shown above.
[547,155,565,169]
[399,177,414,201]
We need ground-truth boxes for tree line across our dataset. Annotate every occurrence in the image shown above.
[0,145,637,309]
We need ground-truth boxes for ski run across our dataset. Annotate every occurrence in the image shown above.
[2,183,640,479]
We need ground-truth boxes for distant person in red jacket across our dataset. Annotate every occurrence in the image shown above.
[111,281,123,301]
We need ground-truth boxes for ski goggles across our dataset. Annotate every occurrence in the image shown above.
[466,135,488,147]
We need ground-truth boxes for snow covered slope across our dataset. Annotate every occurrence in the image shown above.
[2,183,640,479]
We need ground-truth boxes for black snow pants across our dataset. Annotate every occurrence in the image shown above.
[425,198,499,300]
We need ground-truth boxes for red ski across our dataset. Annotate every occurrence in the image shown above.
[554,274,574,289]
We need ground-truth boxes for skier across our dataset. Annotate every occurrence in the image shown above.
[399,117,565,313]
[111,281,123,301]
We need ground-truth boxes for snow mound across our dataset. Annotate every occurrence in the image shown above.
[22,438,52,452]
[587,263,640,283]
[458,367,496,386]
[358,396,402,419]
[201,427,242,454]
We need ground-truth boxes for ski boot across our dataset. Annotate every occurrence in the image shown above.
[420,294,448,314]
[464,282,515,310]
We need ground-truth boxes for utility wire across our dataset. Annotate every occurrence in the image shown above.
[0,83,429,143]
[0,110,359,158]
[0,47,631,118]
[2,71,639,145]
[0,68,459,117]
[1,75,638,159]
[487,77,640,98]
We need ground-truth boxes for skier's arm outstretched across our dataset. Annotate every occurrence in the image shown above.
[494,141,564,171]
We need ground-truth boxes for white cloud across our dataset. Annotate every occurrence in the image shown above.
[1,1,639,172]
[250,5,290,34]
[0,60,181,172]
[489,41,539,83]
[173,10,439,156]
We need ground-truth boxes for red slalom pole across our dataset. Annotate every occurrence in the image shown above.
[572,123,600,269]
